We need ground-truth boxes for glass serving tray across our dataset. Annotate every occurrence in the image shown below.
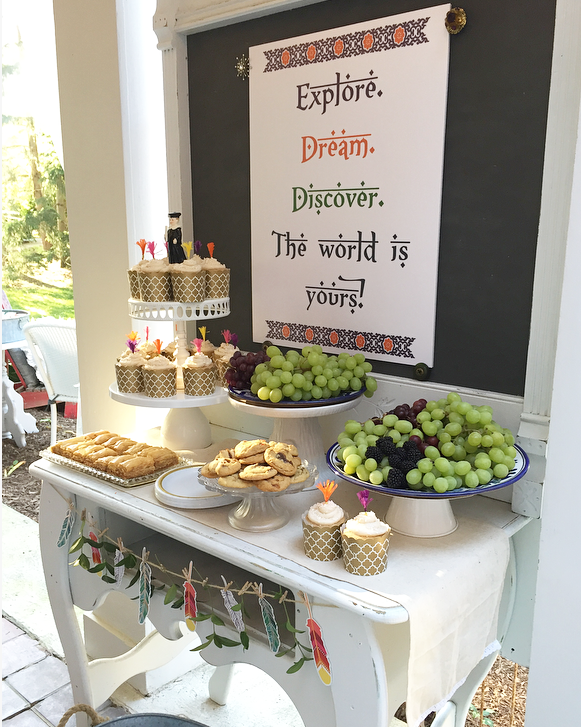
[40,449,190,488]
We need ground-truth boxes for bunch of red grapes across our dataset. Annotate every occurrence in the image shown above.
[223,350,270,389]
[381,398,436,452]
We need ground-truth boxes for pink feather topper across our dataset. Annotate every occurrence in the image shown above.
[357,489,372,511]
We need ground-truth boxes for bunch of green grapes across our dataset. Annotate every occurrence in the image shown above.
[335,391,518,493]
[249,344,377,404]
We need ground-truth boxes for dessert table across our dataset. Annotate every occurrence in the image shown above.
[31,457,530,727]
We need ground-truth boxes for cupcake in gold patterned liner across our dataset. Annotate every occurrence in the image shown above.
[213,330,239,386]
[115,333,146,393]
[138,258,172,302]
[201,255,229,299]
[143,354,177,398]
[170,260,207,302]
[127,268,141,299]
[340,490,391,575]
[182,338,216,396]
[302,481,347,561]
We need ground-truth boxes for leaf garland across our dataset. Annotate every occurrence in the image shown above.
[57,503,75,548]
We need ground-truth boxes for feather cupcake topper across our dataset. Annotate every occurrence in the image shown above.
[221,329,232,344]
[136,239,147,260]
[357,489,372,511]
[146,241,157,259]
[194,240,202,255]
[153,339,162,355]
[191,338,203,354]
[316,480,338,502]
[231,333,238,347]
[145,326,150,342]
[207,242,215,258]
[198,326,208,341]
[182,241,193,260]
[126,331,140,353]
[303,593,331,686]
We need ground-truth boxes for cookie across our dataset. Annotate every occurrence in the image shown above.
[256,474,292,492]
[264,443,297,475]
[238,464,277,480]
[217,448,236,459]
[214,457,242,476]
[238,452,266,465]
[234,439,269,459]
[290,464,310,484]
[269,441,298,457]
[218,474,253,489]
[200,461,219,478]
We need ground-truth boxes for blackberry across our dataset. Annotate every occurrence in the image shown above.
[399,459,417,475]
[388,453,403,468]
[365,446,382,462]
[386,468,406,489]
[377,437,397,456]
[402,441,423,463]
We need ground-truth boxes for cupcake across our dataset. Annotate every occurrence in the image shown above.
[127,259,149,300]
[302,481,347,561]
[196,326,215,358]
[341,490,391,575]
[138,257,172,302]
[201,243,229,298]
[162,339,177,360]
[115,332,146,393]
[169,258,207,302]
[142,341,177,397]
[213,329,239,385]
[182,338,216,396]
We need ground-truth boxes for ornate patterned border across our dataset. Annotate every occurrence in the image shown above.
[263,18,430,73]
[265,320,415,359]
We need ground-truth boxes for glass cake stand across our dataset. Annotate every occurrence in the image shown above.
[199,461,317,532]
[327,442,530,538]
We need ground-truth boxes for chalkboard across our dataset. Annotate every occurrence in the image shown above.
[188,0,556,396]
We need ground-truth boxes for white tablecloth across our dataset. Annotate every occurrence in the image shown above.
[133,483,510,727]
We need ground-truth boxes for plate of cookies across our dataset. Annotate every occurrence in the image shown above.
[198,439,316,495]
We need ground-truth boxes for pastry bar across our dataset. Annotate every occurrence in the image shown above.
[51,431,179,479]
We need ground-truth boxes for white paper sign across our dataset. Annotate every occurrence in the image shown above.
[250,5,450,366]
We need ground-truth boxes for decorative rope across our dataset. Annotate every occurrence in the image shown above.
[57,703,109,727]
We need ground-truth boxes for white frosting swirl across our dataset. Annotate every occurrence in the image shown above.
[144,356,176,371]
[170,260,202,273]
[183,352,213,369]
[182,255,203,266]
[343,511,390,538]
[117,352,147,367]
[200,340,215,356]
[130,259,150,271]
[200,258,226,270]
[141,258,169,273]
[137,341,159,359]
[306,500,345,527]
[214,343,238,363]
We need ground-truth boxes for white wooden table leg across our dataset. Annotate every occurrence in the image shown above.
[208,664,236,705]
[38,482,94,726]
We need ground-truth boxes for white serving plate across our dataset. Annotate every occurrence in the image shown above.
[155,465,241,509]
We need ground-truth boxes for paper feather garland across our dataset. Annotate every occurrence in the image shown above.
[89,531,101,566]
[183,561,198,631]
[220,576,244,633]
[304,593,332,685]
[57,504,75,547]
[259,584,280,653]
[114,542,125,586]
[138,548,152,624]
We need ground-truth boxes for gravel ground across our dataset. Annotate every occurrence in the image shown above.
[2,405,528,726]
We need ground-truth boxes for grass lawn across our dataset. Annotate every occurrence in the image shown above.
[3,262,75,319]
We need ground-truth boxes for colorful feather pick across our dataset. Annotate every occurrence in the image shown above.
[207,242,215,258]
[114,539,125,586]
[126,331,140,353]
[138,548,152,624]
[57,503,75,548]
[136,239,147,260]
[316,480,338,502]
[182,241,193,260]
[146,241,156,259]
[194,240,202,255]
[258,584,280,653]
[304,593,332,685]
[357,489,372,512]
[221,329,231,344]
[198,326,208,341]
[153,338,163,354]
[191,338,203,354]
[220,576,244,633]
[89,531,101,566]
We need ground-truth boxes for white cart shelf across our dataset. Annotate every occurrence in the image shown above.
[128,297,229,321]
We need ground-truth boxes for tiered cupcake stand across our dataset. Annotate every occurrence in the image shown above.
[109,297,230,453]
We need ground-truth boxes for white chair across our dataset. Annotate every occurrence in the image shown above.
[23,318,80,445]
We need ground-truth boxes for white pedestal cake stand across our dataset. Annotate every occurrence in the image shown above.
[109,297,230,452]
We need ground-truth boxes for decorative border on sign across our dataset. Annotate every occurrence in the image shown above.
[266,321,415,359]
[263,18,430,73]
